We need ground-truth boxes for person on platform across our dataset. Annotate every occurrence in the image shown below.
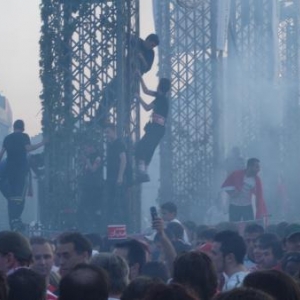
[104,124,129,224]
[0,120,46,231]
[221,158,267,223]
[135,75,171,182]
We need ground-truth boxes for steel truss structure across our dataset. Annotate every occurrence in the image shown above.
[155,0,300,222]
[40,0,140,231]
[278,0,300,219]
[154,0,222,221]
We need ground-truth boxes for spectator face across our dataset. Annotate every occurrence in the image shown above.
[244,232,261,261]
[31,242,54,277]
[211,242,225,273]
[261,247,277,269]
[56,242,88,278]
[160,209,175,222]
[253,241,264,265]
[286,234,300,252]
[247,161,260,176]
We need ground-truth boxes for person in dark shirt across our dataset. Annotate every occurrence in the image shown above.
[78,143,102,232]
[135,75,171,182]
[0,120,46,231]
[104,124,129,224]
[96,34,159,122]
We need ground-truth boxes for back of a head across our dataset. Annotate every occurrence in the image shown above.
[214,230,246,264]
[90,253,129,295]
[13,120,24,131]
[146,33,159,46]
[120,276,161,300]
[57,232,92,257]
[0,231,32,268]
[143,283,198,300]
[8,268,46,300]
[173,251,218,300]
[59,264,108,300]
[243,270,300,300]
[213,287,274,300]
[115,239,147,270]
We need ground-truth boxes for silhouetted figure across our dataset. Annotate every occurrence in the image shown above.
[0,120,45,231]
[135,76,171,182]
[96,34,159,122]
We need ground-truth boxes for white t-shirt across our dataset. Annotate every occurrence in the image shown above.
[223,271,249,291]
[230,177,255,206]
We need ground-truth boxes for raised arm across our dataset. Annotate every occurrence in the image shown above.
[26,139,46,152]
[138,74,157,97]
[153,217,177,275]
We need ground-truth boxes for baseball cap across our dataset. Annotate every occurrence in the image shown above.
[0,231,32,261]
[284,224,300,240]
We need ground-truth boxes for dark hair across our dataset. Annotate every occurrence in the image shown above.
[90,253,129,295]
[13,120,24,130]
[0,231,32,265]
[57,232,92,257]
[59,264,109,300]
[114,239,147,270]
[121,276,161,300]
[244,223,264,235]
[7,268,46,300]
[214,230,246,264]
[256,233,283,260]
[213,287,274,300]
[146,33,160,46]
[144,283,198,300]
[247,158,259,168]
[141,261,169,283]
[244,270,300,300]
[161,202,177,214]
[166,222,184,240]
[158,78,171,94]
[173,251,218,300]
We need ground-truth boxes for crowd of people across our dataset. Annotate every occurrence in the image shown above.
[0,201,300,300]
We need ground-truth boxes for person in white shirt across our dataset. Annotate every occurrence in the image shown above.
[160,201,189,244]
[211,230,248,291]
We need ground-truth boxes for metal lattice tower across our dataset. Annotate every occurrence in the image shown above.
[225,0,278,155]
[154,0,222,221]
[40,0,140,231]
[278,0,300,219]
